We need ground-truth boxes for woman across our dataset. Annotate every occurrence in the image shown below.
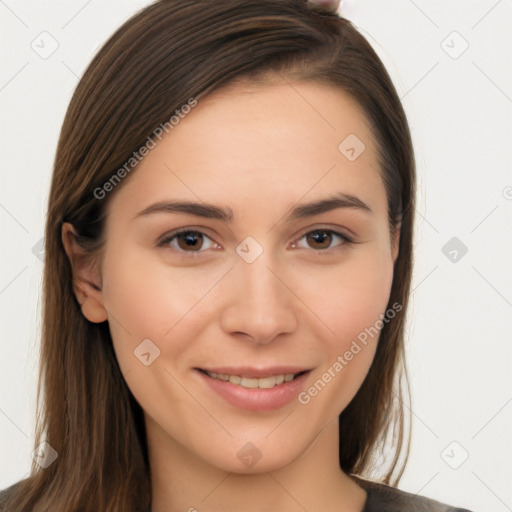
[0,1,474,510]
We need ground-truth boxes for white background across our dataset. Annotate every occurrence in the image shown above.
[1,1,511,510]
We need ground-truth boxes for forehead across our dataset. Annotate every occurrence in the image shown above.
[107,80,387,222]
[184,79,377,165]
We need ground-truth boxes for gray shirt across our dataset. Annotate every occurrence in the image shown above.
[0,476,475,511]
[351,474,474,512]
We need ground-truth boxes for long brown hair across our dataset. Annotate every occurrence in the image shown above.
[1,1,415,510]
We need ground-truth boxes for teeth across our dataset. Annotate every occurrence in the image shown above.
[229,375,241,384]
[206,371,299,389]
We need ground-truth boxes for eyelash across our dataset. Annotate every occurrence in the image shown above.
[157,227,354,258]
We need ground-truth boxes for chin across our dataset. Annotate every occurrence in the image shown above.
[206,444,299,475]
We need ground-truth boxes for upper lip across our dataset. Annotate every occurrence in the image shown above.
[197,366,312,379]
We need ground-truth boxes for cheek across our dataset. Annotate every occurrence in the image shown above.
[293,247,395,413]
[296,245,395,342]
[99,246,230,369]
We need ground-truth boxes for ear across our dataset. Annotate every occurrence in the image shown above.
[392,223,401,263]
[61,222,108,323]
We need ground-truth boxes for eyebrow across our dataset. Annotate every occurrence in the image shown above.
[134,192,372,223]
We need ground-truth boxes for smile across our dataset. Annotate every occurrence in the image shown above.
[196,367,312,411]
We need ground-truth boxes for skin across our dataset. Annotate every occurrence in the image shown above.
[63,78,399,512]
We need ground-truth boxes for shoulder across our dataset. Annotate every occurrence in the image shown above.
[350,474,475,512]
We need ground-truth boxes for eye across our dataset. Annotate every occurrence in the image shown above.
[291,229,352,251]
[158,229,219,254]
[157,227,353,257]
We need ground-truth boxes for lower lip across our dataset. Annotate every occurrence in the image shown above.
[196,370,310,411]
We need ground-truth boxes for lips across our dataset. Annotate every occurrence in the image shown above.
[195,366,312,411]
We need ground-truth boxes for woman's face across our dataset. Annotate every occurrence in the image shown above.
[91,80,398,473]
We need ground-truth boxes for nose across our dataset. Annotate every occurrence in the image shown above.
[219,250,298,345]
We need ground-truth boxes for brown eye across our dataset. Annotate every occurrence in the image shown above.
[176,231,204,251]
[306,231,333,249]
[159,229,218,255]
[293,229,351,251]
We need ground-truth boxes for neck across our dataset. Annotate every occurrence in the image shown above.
[147,417,366,512]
